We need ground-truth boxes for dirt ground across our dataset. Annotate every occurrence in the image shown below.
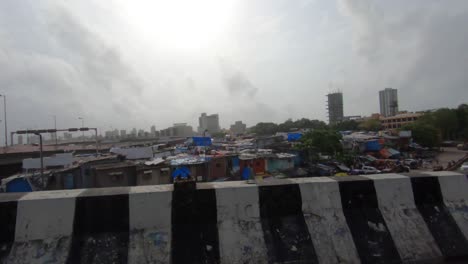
[435,147,468,168]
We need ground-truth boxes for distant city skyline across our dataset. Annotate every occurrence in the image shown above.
[1,0,467,145]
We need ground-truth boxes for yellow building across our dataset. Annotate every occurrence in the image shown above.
[380,113,423,130]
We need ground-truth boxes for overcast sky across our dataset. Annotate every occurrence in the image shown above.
[0,0,467,142]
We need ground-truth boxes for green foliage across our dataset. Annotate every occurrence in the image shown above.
[432,108,459,140]
[332,120,359,131]
[249,122,278,135]
[456,104,468,140]
[335,151,358,167]
[412,105,468,141]
[211,131,227,138]
[249,118,328,135]
[402,122,440,149]
[358,119,381,131]
[297,129,343,155]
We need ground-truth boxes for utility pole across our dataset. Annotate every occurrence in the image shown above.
[78,117,84,141]
[52,115,58,146]
[0,94,7,147]
[34,133,45,187]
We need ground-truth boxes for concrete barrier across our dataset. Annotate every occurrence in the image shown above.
[408,172,468,261]
[0,172,467,263]
[362,174,442,262]
[128,185,172,264]
[7,190,83,264]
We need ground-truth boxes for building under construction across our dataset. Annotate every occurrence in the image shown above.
[327,92,344,125]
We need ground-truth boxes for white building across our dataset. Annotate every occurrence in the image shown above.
[160,123,193,137]
[379,88,399,117]
[198,113,220,134]
[230,121,247,135]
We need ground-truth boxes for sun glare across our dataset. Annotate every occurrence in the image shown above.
[124,0,236,51]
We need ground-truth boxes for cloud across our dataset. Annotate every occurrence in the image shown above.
[338,0,468,112]
[218,58,259,97]
[337,0,383,62]
[0,3,147,137]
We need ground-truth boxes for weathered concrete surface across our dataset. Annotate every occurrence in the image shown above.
[364,174,442,263]
[425,171,468,240]
[0,174,467,263]
[409,174,468,260]
[171,182,220,264]
[0,193,26,263]
[295,177,360,264]
[212,181,268,264]
[6,190,83,264]
[128,185,172,264]
[334,176,402,263]
[67,188,131,263]
[257,180,318,263]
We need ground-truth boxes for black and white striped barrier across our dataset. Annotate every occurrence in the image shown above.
[0,172,467,263]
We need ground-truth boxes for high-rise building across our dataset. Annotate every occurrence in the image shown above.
[230,121,247,135]
[198,113,220,134]
[150,125,156,137]
[327,92,344,125]
[105,131,113,139]
[120,130,127,138]
[160,123,194,137]
[379,88,398,117]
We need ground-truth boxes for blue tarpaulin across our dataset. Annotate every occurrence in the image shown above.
[192,137,212,146]
[172,166,191,179]
[287,133,302,142]
[6,178,32,192]
[365,140,381,151]
[241,167,253,180]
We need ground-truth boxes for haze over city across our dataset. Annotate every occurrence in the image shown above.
[0,0,467,138]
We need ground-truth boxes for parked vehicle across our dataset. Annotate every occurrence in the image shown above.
[457,143,468,150]
[308,164,335,176]
[441,141,458,147]
[349,169,364,175]
[404,159,419,169]
[361,166,381,174]
[461,162,468,174]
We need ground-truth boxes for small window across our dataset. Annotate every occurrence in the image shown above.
[143,173,152,180]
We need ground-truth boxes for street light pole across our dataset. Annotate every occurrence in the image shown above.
[78,117,84,141]
[52,115,58,146]
[34,132,45,187]
[0,95,7,147]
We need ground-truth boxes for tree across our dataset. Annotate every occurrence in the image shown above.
[456,104,468,140]
[432,108,458,140]
[211,131,227,138]
[403,122,440,149]
[297,129,343,155]
[250,118,329,134]
[249,122,278,135]
[358,119,381,131]
[333,120,359,131]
